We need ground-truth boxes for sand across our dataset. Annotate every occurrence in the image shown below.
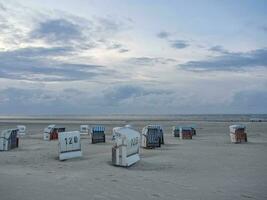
[0,119,267,200]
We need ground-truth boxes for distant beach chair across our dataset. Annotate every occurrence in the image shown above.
[173,125,196,137]
[141,125,163,148]
[80,125,89,135]
[91,126,105,144]
[249,118,263,122]
[172,126,180,137]
[229,125,247,143]
[0,129,19,151]
[17,125,26,136]
[179,127,193,140]
[43,125,65,141]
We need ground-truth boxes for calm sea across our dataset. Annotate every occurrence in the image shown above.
[0,114,266,123]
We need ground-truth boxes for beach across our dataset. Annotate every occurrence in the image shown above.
[0,116,267,200]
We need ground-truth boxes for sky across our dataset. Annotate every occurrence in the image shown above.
[0,0,267,115]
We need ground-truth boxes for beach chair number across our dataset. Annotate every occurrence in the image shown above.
[65,136,78,145]
[131,137,139,146]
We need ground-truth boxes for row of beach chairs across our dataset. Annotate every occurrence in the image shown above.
[1,123,247,152]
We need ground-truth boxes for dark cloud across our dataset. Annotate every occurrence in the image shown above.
[129,57,158,65]
[0,47,113,81]
[157,31,189,50]
[180,48,267,71]
[0,87,85,114]
[0,2,6,11]
[1,85,266,114]
[106,43,129,53]
[105,85,145,101]
[31,19,84,43]
[157,31,171,39]
[0,85,172,114]
[128,57,177,66]
[171,40,189,49]
[209,45,229,54]
[118,49,129,53]
[1,46,74,57]
[107,43,123,50]
[103,85,171,105]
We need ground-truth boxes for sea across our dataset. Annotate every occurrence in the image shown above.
[0,114,266,123]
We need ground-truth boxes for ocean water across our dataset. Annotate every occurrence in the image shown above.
[1,114,266,136]
[0,114,266,122]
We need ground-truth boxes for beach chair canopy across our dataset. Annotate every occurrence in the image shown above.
[91,126,105,133]
[145,125,162,132]
[173,126,180,131]
[174,125,196,131]
[17,125,26,132]
[180,127,194,131]
[229,124,246,132]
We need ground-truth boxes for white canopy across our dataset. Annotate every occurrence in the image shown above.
[229,124,246,133]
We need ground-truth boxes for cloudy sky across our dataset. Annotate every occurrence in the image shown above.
[0,0,267,115]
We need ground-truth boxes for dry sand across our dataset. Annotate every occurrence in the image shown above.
[0,120,267,200]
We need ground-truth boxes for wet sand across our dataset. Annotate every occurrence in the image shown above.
[0,120,267,200]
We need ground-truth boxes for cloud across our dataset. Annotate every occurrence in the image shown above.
[31,19,84,43]
[1,46,74,57]
[0,11,28,47]
[128,57,177,66]
[107,43,123,50]
[0,81,266,114]
[118,49,129,53]
[0,87,86,114]
[180,48,267,71]
[0,5,93,49]
[97,17,121,32]
[0,3,130,52]
[209,45,229,54]
[157,31,189,50]
[0,47,113,81]
[157,31,171,39]
[95,16,130,34]
[171,40,189,49]
[0,3,130,82]
[102,85,172,106]
[230,90,267,113]
[28,15,130,51]
[104,85,145,101]
[0,2,6,11]
[0,85,173,114]
[106,42,130,53]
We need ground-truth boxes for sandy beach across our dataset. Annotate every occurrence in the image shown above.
[0,117,267,200]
